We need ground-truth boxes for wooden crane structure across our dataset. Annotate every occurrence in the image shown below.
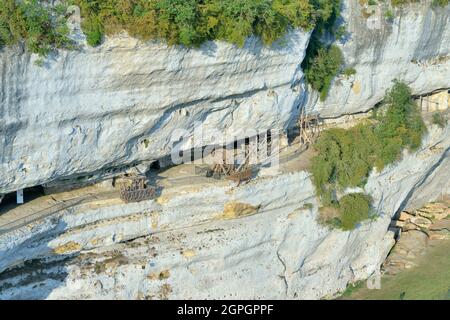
[208,148,253,187]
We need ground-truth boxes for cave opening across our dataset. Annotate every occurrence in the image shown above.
[0,186,45,212]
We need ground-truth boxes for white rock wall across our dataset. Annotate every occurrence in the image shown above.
[307,1,450,117]
[0,29,310,194]
[0,123,448,299]
[1,2,450,193]
[0,0,449,300]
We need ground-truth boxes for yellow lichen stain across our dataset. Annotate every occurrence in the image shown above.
[182,186,202,193]
[93,252,128,274]
[151,211,160,229]
[430,145,444,154]
[53,241,82,254]
[156,195,170,205]
[221,201,259,219]
[90,237,105,246]
[147,270,171,281]
[159,270,170,280]
[147,272,159,280]
[287,211,299,220]
[225,187,235,196]
[181,249,196,259]
[352,81,361,95]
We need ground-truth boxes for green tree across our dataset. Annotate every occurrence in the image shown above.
[0,0,72,56]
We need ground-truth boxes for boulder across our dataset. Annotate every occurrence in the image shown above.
[429,230,450,240]
[398,211,414,222]
[403,223,420,232]
[416,210,435,220]
[410,216,433,229]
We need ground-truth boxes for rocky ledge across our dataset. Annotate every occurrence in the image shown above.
[0,121,448,299]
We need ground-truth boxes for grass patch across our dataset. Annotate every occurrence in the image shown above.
[302,202,314,210]
[343,67,356,77]
[341,280,365,297]
[342,240,450,300]
[393,0,449,7]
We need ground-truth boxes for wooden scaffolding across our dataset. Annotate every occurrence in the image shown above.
[119,175,156,203]
[298,109,322,145]
[208,147,253,186]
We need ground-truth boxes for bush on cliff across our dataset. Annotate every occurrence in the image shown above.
[0,0,73,56]
[311,123,379,205]
[339,193,371,231]
[301,0,343,101]
[72,0,342,47]
[373,80,426,168]
[0,0,343,53]
[303,44,343,101]
[312,81,426,229]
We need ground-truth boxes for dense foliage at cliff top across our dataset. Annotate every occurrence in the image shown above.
[74,0,341,47]
[0,0,73,56]
[0,0,341,55]
[312,81,427,230]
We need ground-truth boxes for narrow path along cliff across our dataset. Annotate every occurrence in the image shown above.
[0,0,450,300]
[0,107,448,299]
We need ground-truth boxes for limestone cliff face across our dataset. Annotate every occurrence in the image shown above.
[307,1,450,117]
[0,29,310,194]
[0,124,448,299]
[0,1,449,300]
[1,1,449,193]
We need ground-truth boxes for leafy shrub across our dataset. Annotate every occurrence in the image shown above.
[304,44,343,101]
[311,123,379,205]
[432,112,447,128]
[343,67,356,77]
[334,25,347,40]
[339,193,371,230]
[0,0,73,56]
[71,0,342,48]
[83,15,103,47]
[384,9,394,21]
[301,1,343,101]
[374,80,426,169]
[312,81,426,229]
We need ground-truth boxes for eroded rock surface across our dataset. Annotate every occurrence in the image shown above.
[0,123,448,299]
[383,199,450,275]
[0,1,449,300]
[307,1,450,117]
[0,28,310,194]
